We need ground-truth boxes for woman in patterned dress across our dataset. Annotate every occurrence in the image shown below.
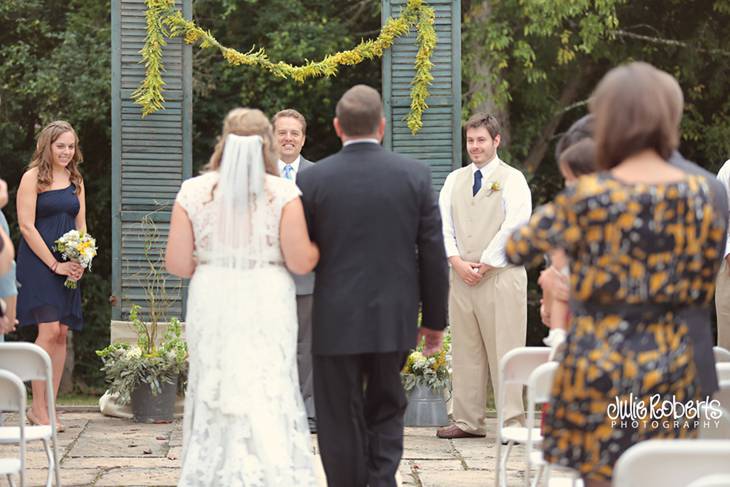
[505,62,727,486]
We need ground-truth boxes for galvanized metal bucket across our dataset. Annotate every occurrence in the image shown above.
[130,375,178,423]
[404,384,449,427]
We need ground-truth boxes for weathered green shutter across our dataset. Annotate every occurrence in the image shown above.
[382,0,462,191]
[112,0,192,320]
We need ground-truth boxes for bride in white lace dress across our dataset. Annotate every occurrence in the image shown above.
[165,108,320,486]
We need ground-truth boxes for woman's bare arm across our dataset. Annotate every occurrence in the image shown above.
[165,202,196,278]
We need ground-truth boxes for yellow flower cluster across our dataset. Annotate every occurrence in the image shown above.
[132,0,437,134]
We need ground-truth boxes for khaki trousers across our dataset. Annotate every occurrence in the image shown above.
[716,261,730,350]
[450,266,527,434]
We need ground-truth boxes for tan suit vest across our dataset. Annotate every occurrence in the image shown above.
[450,162,512,263]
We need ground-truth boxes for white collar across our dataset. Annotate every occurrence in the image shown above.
[278,156,301,173]
[471,154,500,177]
[343,138,379,147]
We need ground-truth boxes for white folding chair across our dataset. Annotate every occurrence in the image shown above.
[698,402,730,440]
[0,343,61,486]
[524,361,580,487]
[714,379,730,417]
[713,346,730,363]
[717,362,730,383]
[0,370,26,487]
[612,439,730,487]
[686,474,730,487]
[495,346,550,487]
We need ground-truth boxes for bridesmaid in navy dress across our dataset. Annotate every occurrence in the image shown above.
[16,121,86,430]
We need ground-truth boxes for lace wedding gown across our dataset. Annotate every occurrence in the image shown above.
[175,171,317,486]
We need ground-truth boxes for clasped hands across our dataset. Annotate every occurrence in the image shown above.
[449,256,493,286]
[55,261,85,281]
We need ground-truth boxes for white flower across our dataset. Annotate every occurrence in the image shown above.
[125,347,142,360]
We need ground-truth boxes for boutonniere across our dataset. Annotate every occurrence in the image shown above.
[487,181,502,194]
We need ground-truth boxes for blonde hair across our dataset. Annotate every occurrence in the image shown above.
[205,108,278,175]
[29,121,83,193]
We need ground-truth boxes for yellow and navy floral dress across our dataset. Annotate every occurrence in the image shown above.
[505,173,726,480]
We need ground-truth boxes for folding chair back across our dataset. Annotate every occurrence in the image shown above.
[0,343,50,382]
[613,439,730,487]
[0,343,61,486]
[713,346,730,363]
[687,474,730,487]
[714,380,730,418]
[500,347,552,387]
[527,361,557,405]
[525,361,559,487]
[495,347,550,487]
[698,403,730,440]
[0,370,26,487]
[717,362,730,383]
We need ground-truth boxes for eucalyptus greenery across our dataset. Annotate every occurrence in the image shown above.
[132,0,436,133]
[96,305,188,405]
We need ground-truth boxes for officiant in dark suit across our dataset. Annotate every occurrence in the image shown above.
[272,109,318,432]
[297,85,449,487]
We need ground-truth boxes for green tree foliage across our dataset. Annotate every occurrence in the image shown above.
[0,0,111,388]
[189,0,381,169]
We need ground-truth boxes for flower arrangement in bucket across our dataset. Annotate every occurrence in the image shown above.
[96,304,187,409]
[401,327,452,426]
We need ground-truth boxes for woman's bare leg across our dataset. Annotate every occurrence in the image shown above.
[32,321,66,423]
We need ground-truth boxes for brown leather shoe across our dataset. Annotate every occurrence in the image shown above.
[436,424,485,439]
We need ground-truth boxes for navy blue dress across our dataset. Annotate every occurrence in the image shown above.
[16,185,83,330]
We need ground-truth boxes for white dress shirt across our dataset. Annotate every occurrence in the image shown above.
[278,156,301,182]
[717,159,730,258]
[439,155,532,267]
[343,138,380,147]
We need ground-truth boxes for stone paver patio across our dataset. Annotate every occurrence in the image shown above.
[0,409,578,486]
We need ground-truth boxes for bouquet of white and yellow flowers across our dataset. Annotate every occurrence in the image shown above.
[54,229,97,289]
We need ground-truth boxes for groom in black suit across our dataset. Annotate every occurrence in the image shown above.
[297,85,449,487]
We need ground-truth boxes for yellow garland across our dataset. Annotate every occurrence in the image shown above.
[132,0,437,134]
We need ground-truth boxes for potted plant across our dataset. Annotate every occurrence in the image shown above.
[98,213,187,422]
[401,329,452,427]
[97,304,187,422]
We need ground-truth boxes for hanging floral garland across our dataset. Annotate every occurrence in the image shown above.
[133,0,436,134]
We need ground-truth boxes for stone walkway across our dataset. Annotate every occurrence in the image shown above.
[0,409,578,486]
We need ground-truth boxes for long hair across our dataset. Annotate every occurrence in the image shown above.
[28,121,84,193]
[205,108,278,176]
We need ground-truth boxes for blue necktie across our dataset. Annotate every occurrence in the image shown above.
[283,164,294,180]
[472,170,482,196]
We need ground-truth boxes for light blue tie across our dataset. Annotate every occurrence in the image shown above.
[283,164,294,180]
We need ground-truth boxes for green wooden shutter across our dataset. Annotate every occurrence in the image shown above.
[112,0,192,320]
[382,0,462,191]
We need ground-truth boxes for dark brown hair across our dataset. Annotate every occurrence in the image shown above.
[29,121,84,193]
[272,108,307,134]
[554,114,594,161]
[559,138,597,178]
[335,85,384,136]
[464,113,500,140]
[590,62,679,170]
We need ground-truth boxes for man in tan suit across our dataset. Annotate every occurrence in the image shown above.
[436,113,531,438]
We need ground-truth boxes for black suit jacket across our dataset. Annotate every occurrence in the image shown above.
[669,151,728,397]
[297,142,449,355]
